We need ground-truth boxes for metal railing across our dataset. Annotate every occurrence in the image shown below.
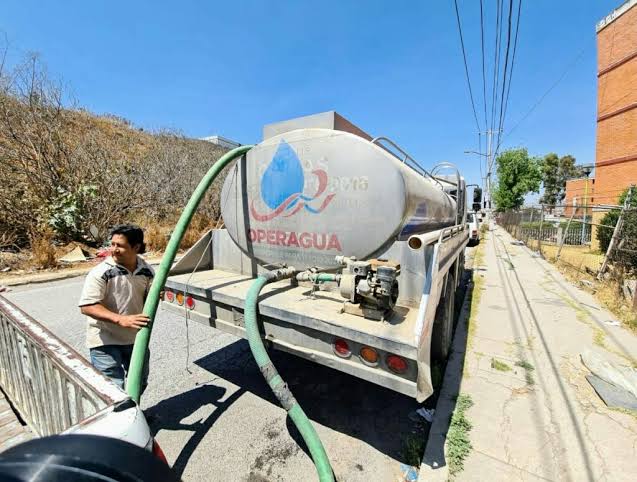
[513,224,592,245]
[370,136,444,188]
[0,296,127,437]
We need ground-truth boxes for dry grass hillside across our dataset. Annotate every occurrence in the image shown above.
[0,53,232,270]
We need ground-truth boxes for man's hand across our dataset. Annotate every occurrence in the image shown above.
[116,314,150,329]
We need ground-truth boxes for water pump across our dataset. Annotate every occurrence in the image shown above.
[336,256,400,321]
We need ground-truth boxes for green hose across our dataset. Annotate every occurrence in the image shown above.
[245,272,335,482]
[125,144,335,481]
[127,145,252,402]
[296,272,340,284]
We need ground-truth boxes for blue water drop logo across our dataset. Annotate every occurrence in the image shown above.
[261,140,305,210]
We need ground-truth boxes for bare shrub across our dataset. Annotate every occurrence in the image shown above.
[0,44,230,255]
[29,229,57,269]
[140,214,213,253]
[138,133,230,222]
[144,223,170,252]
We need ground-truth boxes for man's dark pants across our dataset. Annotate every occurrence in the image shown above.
[90,344,149,392]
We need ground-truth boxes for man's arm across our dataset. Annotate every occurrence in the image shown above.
[80,303,149,329]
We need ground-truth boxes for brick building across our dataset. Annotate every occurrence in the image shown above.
[564,177,595,216]
[591,0,637,247]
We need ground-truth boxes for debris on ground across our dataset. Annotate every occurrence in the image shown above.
[0,285,9,293]
[581,350,637,410]
[399,463,418,481]
[586,375,637,410]
[409,407,435,422]
[603,319,621,327]
[623,280,637,302]
[0,251,29,272]
[510,240,525,246]
[58,246,90,263]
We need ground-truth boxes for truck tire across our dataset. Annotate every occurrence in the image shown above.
[431,271,456,362]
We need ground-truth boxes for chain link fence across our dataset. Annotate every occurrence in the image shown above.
[498,199,637,282]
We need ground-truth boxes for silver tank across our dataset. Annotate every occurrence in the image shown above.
[221,128,456,269]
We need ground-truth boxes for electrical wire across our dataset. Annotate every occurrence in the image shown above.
[490,0,503,136]
[453,0,482,133]
[501,45,587,144]
[495,0,515,155]
[496,0,513,146]
[479,0,488,130]
[500,0,523,144]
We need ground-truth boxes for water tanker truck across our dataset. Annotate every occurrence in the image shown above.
[160,111,470,403]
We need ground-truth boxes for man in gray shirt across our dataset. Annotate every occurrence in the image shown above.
[79,224,154,390]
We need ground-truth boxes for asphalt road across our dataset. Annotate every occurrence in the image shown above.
[5,274,431,481]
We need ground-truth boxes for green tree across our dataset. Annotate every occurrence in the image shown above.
[540,153,583,206]
[540,153,560,205]
[492,148,542,211]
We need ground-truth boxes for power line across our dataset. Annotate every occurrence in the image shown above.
[479,0,488,130]
[494,0,523,162]
[501,45,587,143]
[490,0,503,136]
[495,0,514,154]
[453,0,482,133]
[500,0,522,143]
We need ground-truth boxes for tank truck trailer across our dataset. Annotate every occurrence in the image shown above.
[161,112,471,402]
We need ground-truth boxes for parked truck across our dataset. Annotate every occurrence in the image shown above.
[0,295,164,459]
[161,112,469,402]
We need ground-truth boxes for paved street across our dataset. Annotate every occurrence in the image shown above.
[423,226,637,481]
[5,274,428,481]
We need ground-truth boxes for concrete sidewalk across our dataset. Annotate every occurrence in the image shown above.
[423,226,637,481]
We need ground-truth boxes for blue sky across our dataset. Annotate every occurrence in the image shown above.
[1,0,621,187]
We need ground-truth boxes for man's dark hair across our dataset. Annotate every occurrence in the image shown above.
[109,224,146,254]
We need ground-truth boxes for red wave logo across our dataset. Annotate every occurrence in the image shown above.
[250,168,336,222]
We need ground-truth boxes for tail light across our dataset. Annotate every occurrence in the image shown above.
[359,346,379,366]
[386,354,408,374]
[165,291,175,303]
[185,295,195,310]
[152,439,169,465]
[175,292,184,306]
[333,339,351,358]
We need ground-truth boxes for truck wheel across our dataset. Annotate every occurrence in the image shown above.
[431,272,456,362]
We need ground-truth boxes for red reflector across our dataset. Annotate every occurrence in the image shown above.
[152,439,169,465]
[333,339,351,358]
[387,354,408,374]
[165,291,174,303]
[185,295,195,310]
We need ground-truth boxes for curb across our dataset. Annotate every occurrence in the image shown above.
[1,267,95,287]
[418,253,477,481]
[1,257,165,288]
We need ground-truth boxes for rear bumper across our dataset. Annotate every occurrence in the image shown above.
[161,297,418,398]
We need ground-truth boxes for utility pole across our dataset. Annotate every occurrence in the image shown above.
[484,129,493,212]
[465,129,500,223]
